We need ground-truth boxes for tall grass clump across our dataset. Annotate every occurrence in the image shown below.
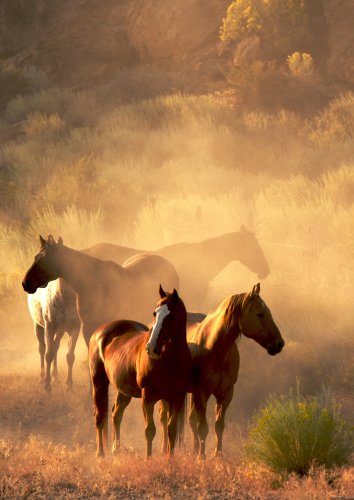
[0,63,49,112]
[246,385,353,476]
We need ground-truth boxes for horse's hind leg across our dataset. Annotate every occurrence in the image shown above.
[159,400,168,454]
[35,323,45,382]
[214,388,233,457]
[167,395,185,457]
[66,325,80,389]
[112,392,131,454]
[193,393,209,460]
[92,372,109,458]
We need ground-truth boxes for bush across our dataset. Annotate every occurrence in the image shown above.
[246,385,353,475]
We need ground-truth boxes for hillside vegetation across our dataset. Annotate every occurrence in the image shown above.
[0,1,353,497]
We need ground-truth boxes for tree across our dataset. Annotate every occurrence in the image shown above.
[220,0,311,61]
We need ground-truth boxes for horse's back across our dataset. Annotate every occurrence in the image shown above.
[187,312,207,325]
[90,319,148,398]
[122,253,180,292]
[83,242,138,263]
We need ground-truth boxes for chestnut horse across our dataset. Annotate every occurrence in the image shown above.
[89,285,191,458]
[84,225,270,309]
[161,283,284,458]
[22,236,179,389]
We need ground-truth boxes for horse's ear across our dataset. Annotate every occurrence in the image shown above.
[39,235,46,247]
[251,283,261,296]
[47,235,55,245]
[159,284,167,298]
[172,288,179,301]
[58,236,64,246]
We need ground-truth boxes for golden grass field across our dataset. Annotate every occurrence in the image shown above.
[0,367,353,499]
[0,90,353,498]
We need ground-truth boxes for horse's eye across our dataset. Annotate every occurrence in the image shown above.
[153,311,156,318]
[257,312,264,318]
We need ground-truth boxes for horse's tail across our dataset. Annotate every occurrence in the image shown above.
[176,393,189,447]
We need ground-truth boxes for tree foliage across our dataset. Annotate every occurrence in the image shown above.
[220,0,310,60]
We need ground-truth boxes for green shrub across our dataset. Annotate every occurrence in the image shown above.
[246,385,353,475]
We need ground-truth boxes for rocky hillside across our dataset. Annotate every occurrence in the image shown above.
[0,0,353,98]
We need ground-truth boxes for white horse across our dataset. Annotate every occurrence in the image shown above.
[28,278,80,391]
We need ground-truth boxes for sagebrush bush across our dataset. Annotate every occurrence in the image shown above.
[246,385,353,475]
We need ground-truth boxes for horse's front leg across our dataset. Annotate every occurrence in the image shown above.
[44,324,58,391]
[51,330,65,381]
[112,392,132,454]
[193,392,210,460]
[35,323,46,382]
[159,400,168,454]
[214,387,234,457]
[142,393,156,459]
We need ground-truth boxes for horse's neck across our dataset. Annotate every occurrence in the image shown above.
[194,232,246,277]
[205,294,246,352]
[56,246,124,296]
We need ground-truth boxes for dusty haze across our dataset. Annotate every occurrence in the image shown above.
[0,0,353,497]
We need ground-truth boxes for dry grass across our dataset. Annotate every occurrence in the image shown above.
[0,372,352,499]
[0,89,353,497]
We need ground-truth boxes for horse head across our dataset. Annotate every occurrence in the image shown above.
[239,283,284,355]
[237,225,270,279]
[22,235,64,294]
[145,284,187,359]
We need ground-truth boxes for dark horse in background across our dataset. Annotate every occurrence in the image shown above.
[22,236,179,390]
[89,286,191,458]
[84,225,270,309]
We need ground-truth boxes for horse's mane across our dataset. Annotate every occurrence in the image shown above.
[222,292,249,337]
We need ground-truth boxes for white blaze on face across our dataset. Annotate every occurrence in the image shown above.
[146,304,170,358]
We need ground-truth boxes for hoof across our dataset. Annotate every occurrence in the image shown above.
[44,383,51,393]
[111,444,119,455]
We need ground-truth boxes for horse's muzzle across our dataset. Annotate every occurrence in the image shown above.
[257,269,270,280]
[22,279,37,294]
[145,343,160,359]
[267,339,285,356]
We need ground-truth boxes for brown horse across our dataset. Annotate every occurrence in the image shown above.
[89,285,191,458]
[22,236,179,385]
[161,283,284,459]
[84,225,270,309]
